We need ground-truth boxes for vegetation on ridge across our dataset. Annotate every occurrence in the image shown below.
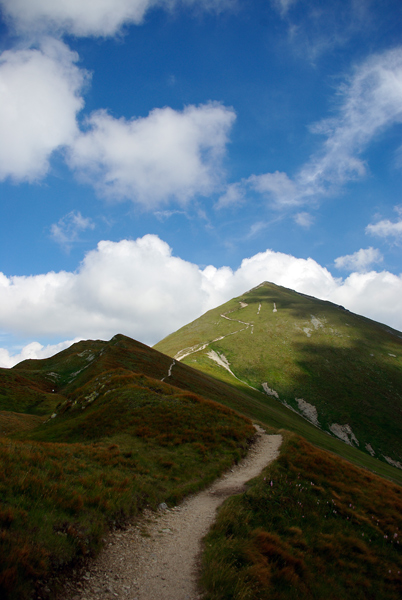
[201,433,402,600]
[0,335,254,599]
[155,282,402,468]
[1,282,402,600]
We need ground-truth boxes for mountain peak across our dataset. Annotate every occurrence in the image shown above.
[155,282,402,468]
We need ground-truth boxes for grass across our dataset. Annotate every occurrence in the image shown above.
[1,310,402,599]
[155,282,402,468]
[0,340,255,600]
[201,431,402,600]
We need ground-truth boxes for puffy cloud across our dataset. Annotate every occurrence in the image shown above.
[334,247,383,272]
[366,206,402,240]
[68,103,235,207]
[50,211,95,250]
[0,338,82,369]
[0,236,205,347]
[0,37,234,202]
[329,271,402,330]
[1,234,402,368]
[0,0,230,37]
[0,39,86,182]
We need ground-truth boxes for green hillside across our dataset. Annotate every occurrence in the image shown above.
[155,281,402,469]
[0,335,254,599]
[1,305,402,600]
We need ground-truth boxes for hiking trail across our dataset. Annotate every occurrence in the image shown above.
[57,427,282,600]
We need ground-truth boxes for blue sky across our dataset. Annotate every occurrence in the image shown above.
[0,0,401,366]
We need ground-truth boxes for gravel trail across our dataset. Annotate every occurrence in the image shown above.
[60,427,282,600]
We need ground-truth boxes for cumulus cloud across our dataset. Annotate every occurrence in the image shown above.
[220,46,402,211]
[0,0,231,37]
[0,39,87,182]
[68,103,235,207]
[50,211,95,250]
[1,234,402,368]
[0,338,82,369]
[334,247,383,272]
[366,206,402,241]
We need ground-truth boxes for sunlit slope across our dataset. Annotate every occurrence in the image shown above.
[155,282,402,468]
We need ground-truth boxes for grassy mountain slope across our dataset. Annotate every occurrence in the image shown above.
[0,335,254,599]
[201,431,402,600]
[1,321,402,599]
[155,282,402,469]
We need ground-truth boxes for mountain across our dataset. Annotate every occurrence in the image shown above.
[0,334,254,599]
[2,321,402,599]
[155,281,402,469]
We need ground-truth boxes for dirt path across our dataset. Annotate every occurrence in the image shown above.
[60,427,282,600]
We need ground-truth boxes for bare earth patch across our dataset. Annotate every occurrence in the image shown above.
[58,428,282,600]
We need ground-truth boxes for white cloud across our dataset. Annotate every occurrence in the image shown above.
[299,46,402,193]
[248,171,300,207]
[0,0,230,37]
[220,47,402,211]
[366,206,402,240]
[334,247,383,272]
[0,234,401,369]
[216,182,245,209]
[68,103,235,207]
[271,0,298,17]
[246,221,267,238]
[0,39,86,182]
[0,338,82,368]
[294,212,314,228]
[277,0,376,62]
[50,210,95,250]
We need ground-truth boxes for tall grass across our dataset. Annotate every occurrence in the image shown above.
[0,374,254,599]
[201,432,402,599]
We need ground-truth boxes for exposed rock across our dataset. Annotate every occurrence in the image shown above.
[329,423,359,446]
[262,384,279,399]
[365,443,375,456]
[383,455,402,470]
[295,398,320,427]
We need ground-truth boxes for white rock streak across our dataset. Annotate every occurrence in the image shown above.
[174,308,254,361]
[161,359,175,382]
[295,398,320,427]
[262,384,279,399]
[329,423,359,446]
[207,350,259,392]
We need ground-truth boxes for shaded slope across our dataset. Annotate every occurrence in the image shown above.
[0,335,255,600]
[155,282,402,468]
[201,431,402,600]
